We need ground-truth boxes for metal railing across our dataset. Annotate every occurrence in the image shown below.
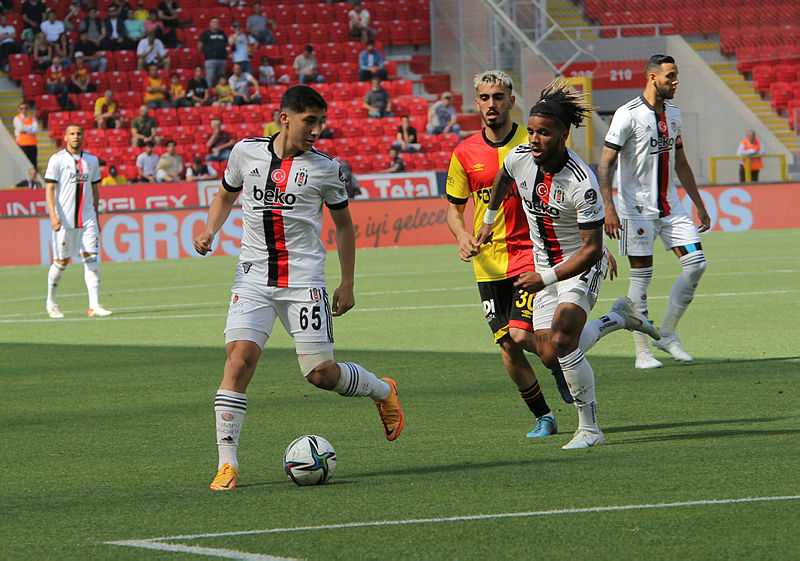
[709,155,788,183]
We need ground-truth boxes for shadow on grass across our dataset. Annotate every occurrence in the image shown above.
[604,416,785,434]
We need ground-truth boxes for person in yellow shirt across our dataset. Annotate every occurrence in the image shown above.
[262,108,280,136]
[212,75,233,106]
[168,72,194,108]
[94,89,123,130]
[143,63,170,109]
[101,165,128,185]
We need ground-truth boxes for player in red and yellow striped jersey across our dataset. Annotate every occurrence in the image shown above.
[446,70,564,439]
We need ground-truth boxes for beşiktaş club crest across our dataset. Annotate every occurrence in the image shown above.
[552,185,565,203]
[294,168,309,186]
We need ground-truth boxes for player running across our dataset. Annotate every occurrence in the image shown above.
[44,124,112,319]
[195,85,403,491]
[598,54,711,369]
[446,70,566,438]
[477,81,659,449]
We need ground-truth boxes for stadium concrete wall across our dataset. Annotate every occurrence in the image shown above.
[1,181,798,267]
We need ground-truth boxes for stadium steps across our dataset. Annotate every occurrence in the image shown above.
[710,61,800,153]
[0,87,58,172]
[545,0,598,39]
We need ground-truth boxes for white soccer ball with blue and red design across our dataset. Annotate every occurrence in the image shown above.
[283,435,337,486]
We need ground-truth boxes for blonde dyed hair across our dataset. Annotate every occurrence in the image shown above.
[474,70,514,94]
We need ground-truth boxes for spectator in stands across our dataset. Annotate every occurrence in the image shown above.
[21,0,48,33]
[362,77,392,118]
[186,64,211,106]
[185,156,218,180]
[124,8,146,43]
[392,114,421,153]
[94,89,123,130]
[16,167,43,189]
[348,0,375,44]
[102,4,129,51]
[386,147,406,173]
[110,0,134,14]
[246,2,275,47]
[427,91,460,135]
[198,17,227,92]
[0,14,18,72]
[45,55,69,97]
[229,21,255,75]
[169,72,194,108]
[31,31,52,70]
[257,55,276,86]
[156,0,179,48]
[136,140,159,182]
[293,44,323,84]
[134,1,149,21]
[101,165,128,186]
[143,9,166,44]
[137,29,170,70]
[68,52,96,94]
[130,104,160,147]
[142,63,170,109]
[205,119,236,162]
[358,39,387,82]
[14,102,39,169]
[263,108,281,137]
[63,3,82,33]
[737,130,764,182]
[40,9,70,62]
[212,75,233,106]
[229,62,261,106]
[155,139,184,182]
[78,7,106,59]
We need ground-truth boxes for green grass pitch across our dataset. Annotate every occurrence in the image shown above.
[1,228,798,560]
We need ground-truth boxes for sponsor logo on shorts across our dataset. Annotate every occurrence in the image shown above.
[635,205,644,213]
[309,287,322,302]
[637,228,645,235]
[242,262,252,273]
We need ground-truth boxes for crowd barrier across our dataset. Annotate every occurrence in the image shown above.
[0,180,798,267]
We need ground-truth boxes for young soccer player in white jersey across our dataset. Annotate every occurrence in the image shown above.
[477,81,660,449]
[44,124,112,319]
[598,55,711,369]
[194,85,404,491]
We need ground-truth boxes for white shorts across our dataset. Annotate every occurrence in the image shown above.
[619,211,701,256]
[532,252,607,331]
[224,266,334,355]
[51,220,99,260]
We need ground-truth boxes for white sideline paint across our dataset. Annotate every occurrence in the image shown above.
[106,495,800,559]
[2,288,799,324]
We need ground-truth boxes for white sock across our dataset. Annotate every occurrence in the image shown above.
[83,255,100,309]
[663,251,706,333]
[334,362,390,401]
[214,390,246,469]
[47,263,67,305]
[579,311,626,352]
[558,348,600,432]
[628,266,653,354]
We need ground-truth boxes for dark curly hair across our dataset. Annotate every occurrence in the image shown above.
[529,79,596,129]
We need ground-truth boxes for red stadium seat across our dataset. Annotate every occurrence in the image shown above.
[36,94,62,121]
[114,50,137,71]
[769,81,793,111]
[22,74,44,100]
[787,99,800,129]
[9,54,32,80]
[752,65,776,93]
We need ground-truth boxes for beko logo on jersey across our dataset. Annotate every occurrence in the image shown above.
[649,136,675,149]
[252,184,296,209]
[69,171,90,182]
[523,197,560,217]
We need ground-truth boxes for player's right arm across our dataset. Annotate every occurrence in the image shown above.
[474,165,514,246]
[194,187,239,255]
[45,180,60,231]
[597,144,621,239]
[444,152,478,262]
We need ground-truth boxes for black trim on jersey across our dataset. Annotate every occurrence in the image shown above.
[638,95,656,112]
[326,200,349,210]
[603,140,622,151]
[262,156,286,287]
[242,137,271,143]
[565,157,587,182]
[446,193,469,205]
[514,143,531,154]
[310,147,334,161]
[654,111,669,218]
[482,123,519,149]
[531,168,559,267]
[72,150,84,226]
[267,134,304,159]
[222,177,243,192]
[626,96,644,110]
[578,218,605,230]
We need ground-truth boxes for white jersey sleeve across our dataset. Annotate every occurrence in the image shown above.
[604,105,634,150]
[322,159,349,209]
[223,142,245,191]
[44,152,61,185]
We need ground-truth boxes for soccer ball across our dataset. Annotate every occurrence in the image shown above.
[283,435,337,486]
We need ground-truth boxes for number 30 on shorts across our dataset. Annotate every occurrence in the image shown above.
[514,290,535,311]
[299,306,322,330]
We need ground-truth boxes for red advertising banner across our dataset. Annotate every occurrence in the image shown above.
[560,60,647,90]
[353,171,440,199]
[0,182,201,217]
[1,183,798,267]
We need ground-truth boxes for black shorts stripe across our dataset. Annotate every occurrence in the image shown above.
[322,287,334,343]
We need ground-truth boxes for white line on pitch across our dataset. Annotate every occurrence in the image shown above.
[106,494,800,560]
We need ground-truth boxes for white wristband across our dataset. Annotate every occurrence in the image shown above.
[483,208,498,224]
[540,268,558,286]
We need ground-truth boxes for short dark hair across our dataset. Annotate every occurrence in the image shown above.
[645,54,675,75]
[144,140,155,147]
[166,139,176,146]
[366,39,375,46]
[281,85,327,113]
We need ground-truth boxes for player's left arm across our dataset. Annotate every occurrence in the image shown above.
[673,147,710,232]
[514,225,605,292]
[329,206,356,317]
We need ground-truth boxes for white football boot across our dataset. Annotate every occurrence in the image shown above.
[653,330,693,362]
[635,349,663,369]
[561,428,606,449]
[88,306,113,317]
[611,297,661,340]
[46,302,64,319]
